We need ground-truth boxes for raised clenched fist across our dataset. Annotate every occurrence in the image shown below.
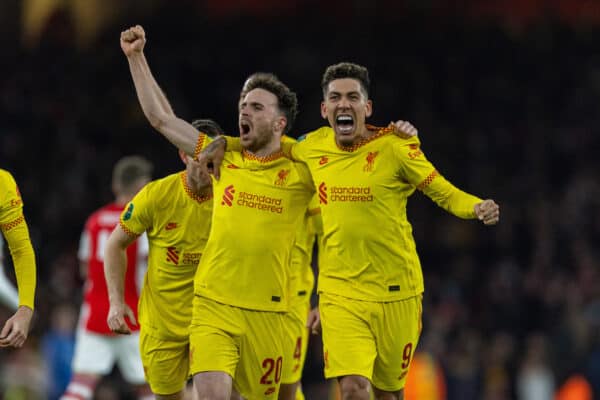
[120,25,146,57]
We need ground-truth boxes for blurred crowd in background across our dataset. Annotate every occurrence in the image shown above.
[0,0,599,399]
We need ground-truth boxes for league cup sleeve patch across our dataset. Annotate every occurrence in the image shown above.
[123,203,134,221]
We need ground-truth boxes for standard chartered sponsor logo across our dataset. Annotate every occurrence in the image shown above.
[237,191,283,213]
[331,186,373,202]
[319,182,373,203]
[221,184,284,213]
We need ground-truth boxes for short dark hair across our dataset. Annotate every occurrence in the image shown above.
[240,72,298,134]
[191,118,225,138]
[112,155,153,194]
[321,62,370,98]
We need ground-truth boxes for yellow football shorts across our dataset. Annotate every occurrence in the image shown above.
[281,299,310,384]
[189,296,286,399]
[320,292,423,392]
[139,327,189,395]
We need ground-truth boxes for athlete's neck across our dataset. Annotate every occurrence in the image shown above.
[357,125,375,141]
[196,187,212,198]
[246,141,281,158]
[337,126,372,148]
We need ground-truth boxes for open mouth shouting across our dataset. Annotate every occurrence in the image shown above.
[335,113,355,135]
[239,119,252,139]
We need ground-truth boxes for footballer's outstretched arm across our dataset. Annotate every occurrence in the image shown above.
[121,25,200,156]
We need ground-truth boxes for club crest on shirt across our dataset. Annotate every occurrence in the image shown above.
[363,151,379,172]
[275,169,290,186]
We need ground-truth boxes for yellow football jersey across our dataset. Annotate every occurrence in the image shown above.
[289,194,321,306]
[120,171,213,340]
[0,169,35,309]
[195,150,314,312]
[291,126,482,301]
[282,135,320,306]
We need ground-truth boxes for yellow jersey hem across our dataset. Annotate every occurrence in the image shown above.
[193,293,288,313]
[318,288,424,303]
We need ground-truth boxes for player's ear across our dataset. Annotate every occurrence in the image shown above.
[321,101,327,119]
[365,99,373,118]
[178,149,188,165]
[274,116,286,133]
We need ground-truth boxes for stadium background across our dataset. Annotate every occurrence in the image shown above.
[1,0,599,398]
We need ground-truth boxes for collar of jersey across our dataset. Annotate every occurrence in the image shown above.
[180,172,213,203]
[242,149,285,163]
[336,124,393,152]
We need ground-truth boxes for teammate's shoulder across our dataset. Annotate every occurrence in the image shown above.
[388,134,425,162]
[0,169,15,184]
[136,171,185,207]
[282,135,297,144]
[145,172,182,192]
[297,126,332,143]
[385,129,421,147]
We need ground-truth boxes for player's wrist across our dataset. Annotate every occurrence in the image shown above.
[16,305,33,315]
[126,51,144,61]
[214,135,227,150]
[107,294,125,306]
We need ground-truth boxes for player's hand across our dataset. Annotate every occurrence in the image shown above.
[197,136,227,180]
[306,307,321,335]
[186,157,213,195]
[0,306,33,348]
[107,302,136,335]
[389,120,418,139]
[120,25,146,57]
[474,199,500,225]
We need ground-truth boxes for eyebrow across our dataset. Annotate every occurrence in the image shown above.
[240,100,265,108]
[328,90,361,97]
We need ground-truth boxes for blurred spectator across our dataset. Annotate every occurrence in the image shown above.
[516,333,555,400]
[0,341,48,399]
[41,302,77,400]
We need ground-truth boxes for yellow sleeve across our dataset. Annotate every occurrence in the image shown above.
[0,171,36,309]
[120,182,154,237]
[193,133,211,159]
[419,173,482,219]
[395,138,481,219]
[224,136,242,152]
